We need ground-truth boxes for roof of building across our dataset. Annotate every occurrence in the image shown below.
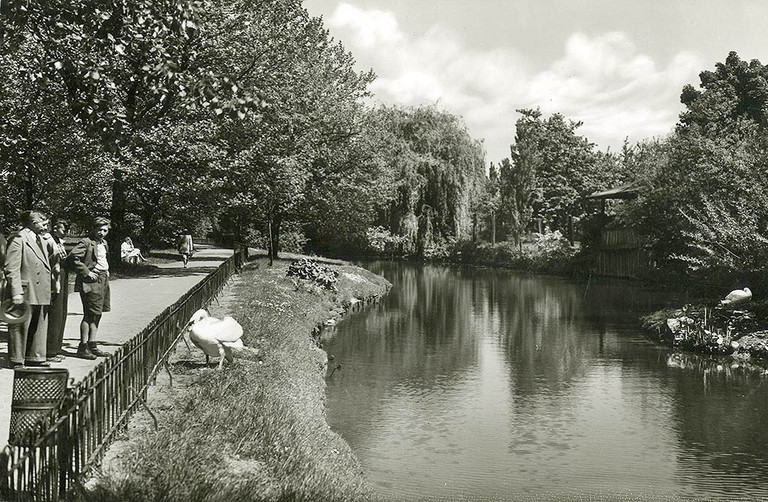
[585,181,644,200]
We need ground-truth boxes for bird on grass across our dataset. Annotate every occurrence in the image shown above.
[720,288,752,306]
[184,309,244,369]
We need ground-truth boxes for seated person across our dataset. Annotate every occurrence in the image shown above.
[120,237,147,264]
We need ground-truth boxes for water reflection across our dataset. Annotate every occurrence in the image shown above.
[325,262,768,501]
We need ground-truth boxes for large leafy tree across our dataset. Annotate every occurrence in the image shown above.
[1,0,257,253]
[510,108,613,235]
[0,42,110,232]
[214,0,374,261]
[366,105,486,256]
[626,52,768,281]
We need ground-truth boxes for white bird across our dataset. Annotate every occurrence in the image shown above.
[720,287,752,306]
[185,309,244,368]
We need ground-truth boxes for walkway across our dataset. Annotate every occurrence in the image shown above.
[0,245,233,444]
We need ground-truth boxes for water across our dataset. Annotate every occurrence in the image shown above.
[324,262,768,501]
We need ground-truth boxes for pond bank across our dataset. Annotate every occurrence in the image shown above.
[77,256,390,502]
[641,301,768,371]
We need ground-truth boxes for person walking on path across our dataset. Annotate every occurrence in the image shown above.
[176,230,194,268]
[44,218,70,362]
[68,217,111,359]
[3,210,52,368]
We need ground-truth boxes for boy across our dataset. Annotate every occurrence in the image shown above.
[68,217,111,359]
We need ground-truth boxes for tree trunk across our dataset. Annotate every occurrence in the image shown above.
[491,211,496,245]
[140,207,157,255]
[269,213,281,262]
[108,167,126,263]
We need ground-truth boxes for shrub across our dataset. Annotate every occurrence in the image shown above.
[286,258,339,291]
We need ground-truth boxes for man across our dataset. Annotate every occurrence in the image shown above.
[4,210,52,368]
[68,216,111,359]
[44,219,70,362]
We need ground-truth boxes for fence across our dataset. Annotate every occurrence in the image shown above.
[1,247,248,501]
[595,226,647,278]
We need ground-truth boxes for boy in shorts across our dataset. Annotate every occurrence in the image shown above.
[68,216,111,359]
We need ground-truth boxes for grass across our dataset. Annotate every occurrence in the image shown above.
[75,256,390,502]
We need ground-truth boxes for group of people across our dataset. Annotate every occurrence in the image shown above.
[1,212,113,368]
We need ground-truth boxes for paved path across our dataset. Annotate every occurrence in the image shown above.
[0,245,233,444]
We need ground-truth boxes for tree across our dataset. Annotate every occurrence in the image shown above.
[0,42,110,232]
[498,156,535,247]
[365,105,486,256]
[212,0,374,262]
[510,109,610,235]
[1,0,260,254]
[624,52,768,280]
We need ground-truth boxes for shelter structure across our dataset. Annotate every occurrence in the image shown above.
[585,181,647,278]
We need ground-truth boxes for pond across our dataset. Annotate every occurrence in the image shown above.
[324,262,768,501]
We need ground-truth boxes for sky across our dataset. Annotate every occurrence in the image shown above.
[303,0,768,163]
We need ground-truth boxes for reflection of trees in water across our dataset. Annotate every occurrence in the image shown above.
[331,263,768,497]
[662,352,768,496]
[331,262,480,385]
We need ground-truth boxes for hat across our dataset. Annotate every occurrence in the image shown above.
[0,299,31,325]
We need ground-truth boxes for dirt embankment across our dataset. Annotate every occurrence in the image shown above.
[79,256,391,502]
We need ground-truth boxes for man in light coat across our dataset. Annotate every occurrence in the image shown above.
[4,210,52,368]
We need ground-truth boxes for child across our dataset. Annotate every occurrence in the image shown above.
[68,216,112,359]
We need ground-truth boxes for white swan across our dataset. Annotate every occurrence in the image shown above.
[720,287,752,306]
[185,309,244,368]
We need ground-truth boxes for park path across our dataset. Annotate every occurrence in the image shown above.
[0,245,233,444]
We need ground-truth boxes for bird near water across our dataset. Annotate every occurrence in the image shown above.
[720,287,752,306]
[185,309,244,369]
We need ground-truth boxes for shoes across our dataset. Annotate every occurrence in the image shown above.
[77,343,97,360]
[10,362,25,369]
[87,342,109,358]
[26,361,50,367]
[46,354,65,362]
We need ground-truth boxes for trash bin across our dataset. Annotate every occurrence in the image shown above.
[9,368,69,445]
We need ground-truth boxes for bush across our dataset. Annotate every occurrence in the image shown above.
[286,258,339,291]
[447,231,579,275]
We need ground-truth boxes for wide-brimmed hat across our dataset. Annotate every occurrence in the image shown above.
[0,299,31,325]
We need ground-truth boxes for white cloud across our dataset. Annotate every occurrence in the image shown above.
[326,3,704,162]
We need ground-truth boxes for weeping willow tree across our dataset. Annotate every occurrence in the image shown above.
[366,104,486,256]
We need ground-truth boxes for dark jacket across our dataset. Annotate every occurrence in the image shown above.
[68,237,109,293]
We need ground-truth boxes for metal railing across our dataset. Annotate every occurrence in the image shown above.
[1,247,248,501]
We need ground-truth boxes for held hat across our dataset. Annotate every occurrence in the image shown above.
[0,299,32,325]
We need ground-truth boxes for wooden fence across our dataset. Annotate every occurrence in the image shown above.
[1,247,248,501]
[595,227,647,278]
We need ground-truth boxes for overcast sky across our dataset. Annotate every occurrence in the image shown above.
[303,0,768,163]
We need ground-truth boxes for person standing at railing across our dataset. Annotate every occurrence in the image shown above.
[68,216,111,360]
[44,218,70,362]
[4,210,52,368]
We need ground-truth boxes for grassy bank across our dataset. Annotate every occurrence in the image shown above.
[78,256,390,502]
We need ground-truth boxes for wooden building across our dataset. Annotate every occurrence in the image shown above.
[586,182,647,278]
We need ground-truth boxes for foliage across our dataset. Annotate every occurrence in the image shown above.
[364,104,486,257]
[286,258,339,291]
[498,156,534,246]
[214,0,375,260]
[0,42,111,232]
[365,226,405,255]
[448,234,580,276]
[508,108,620,236]
[621,52,768,282]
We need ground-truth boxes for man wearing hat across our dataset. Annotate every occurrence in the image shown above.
[3,210,52,368]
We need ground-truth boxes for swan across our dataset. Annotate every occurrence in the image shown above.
[184,309,244,368]
[720,287,752,306]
